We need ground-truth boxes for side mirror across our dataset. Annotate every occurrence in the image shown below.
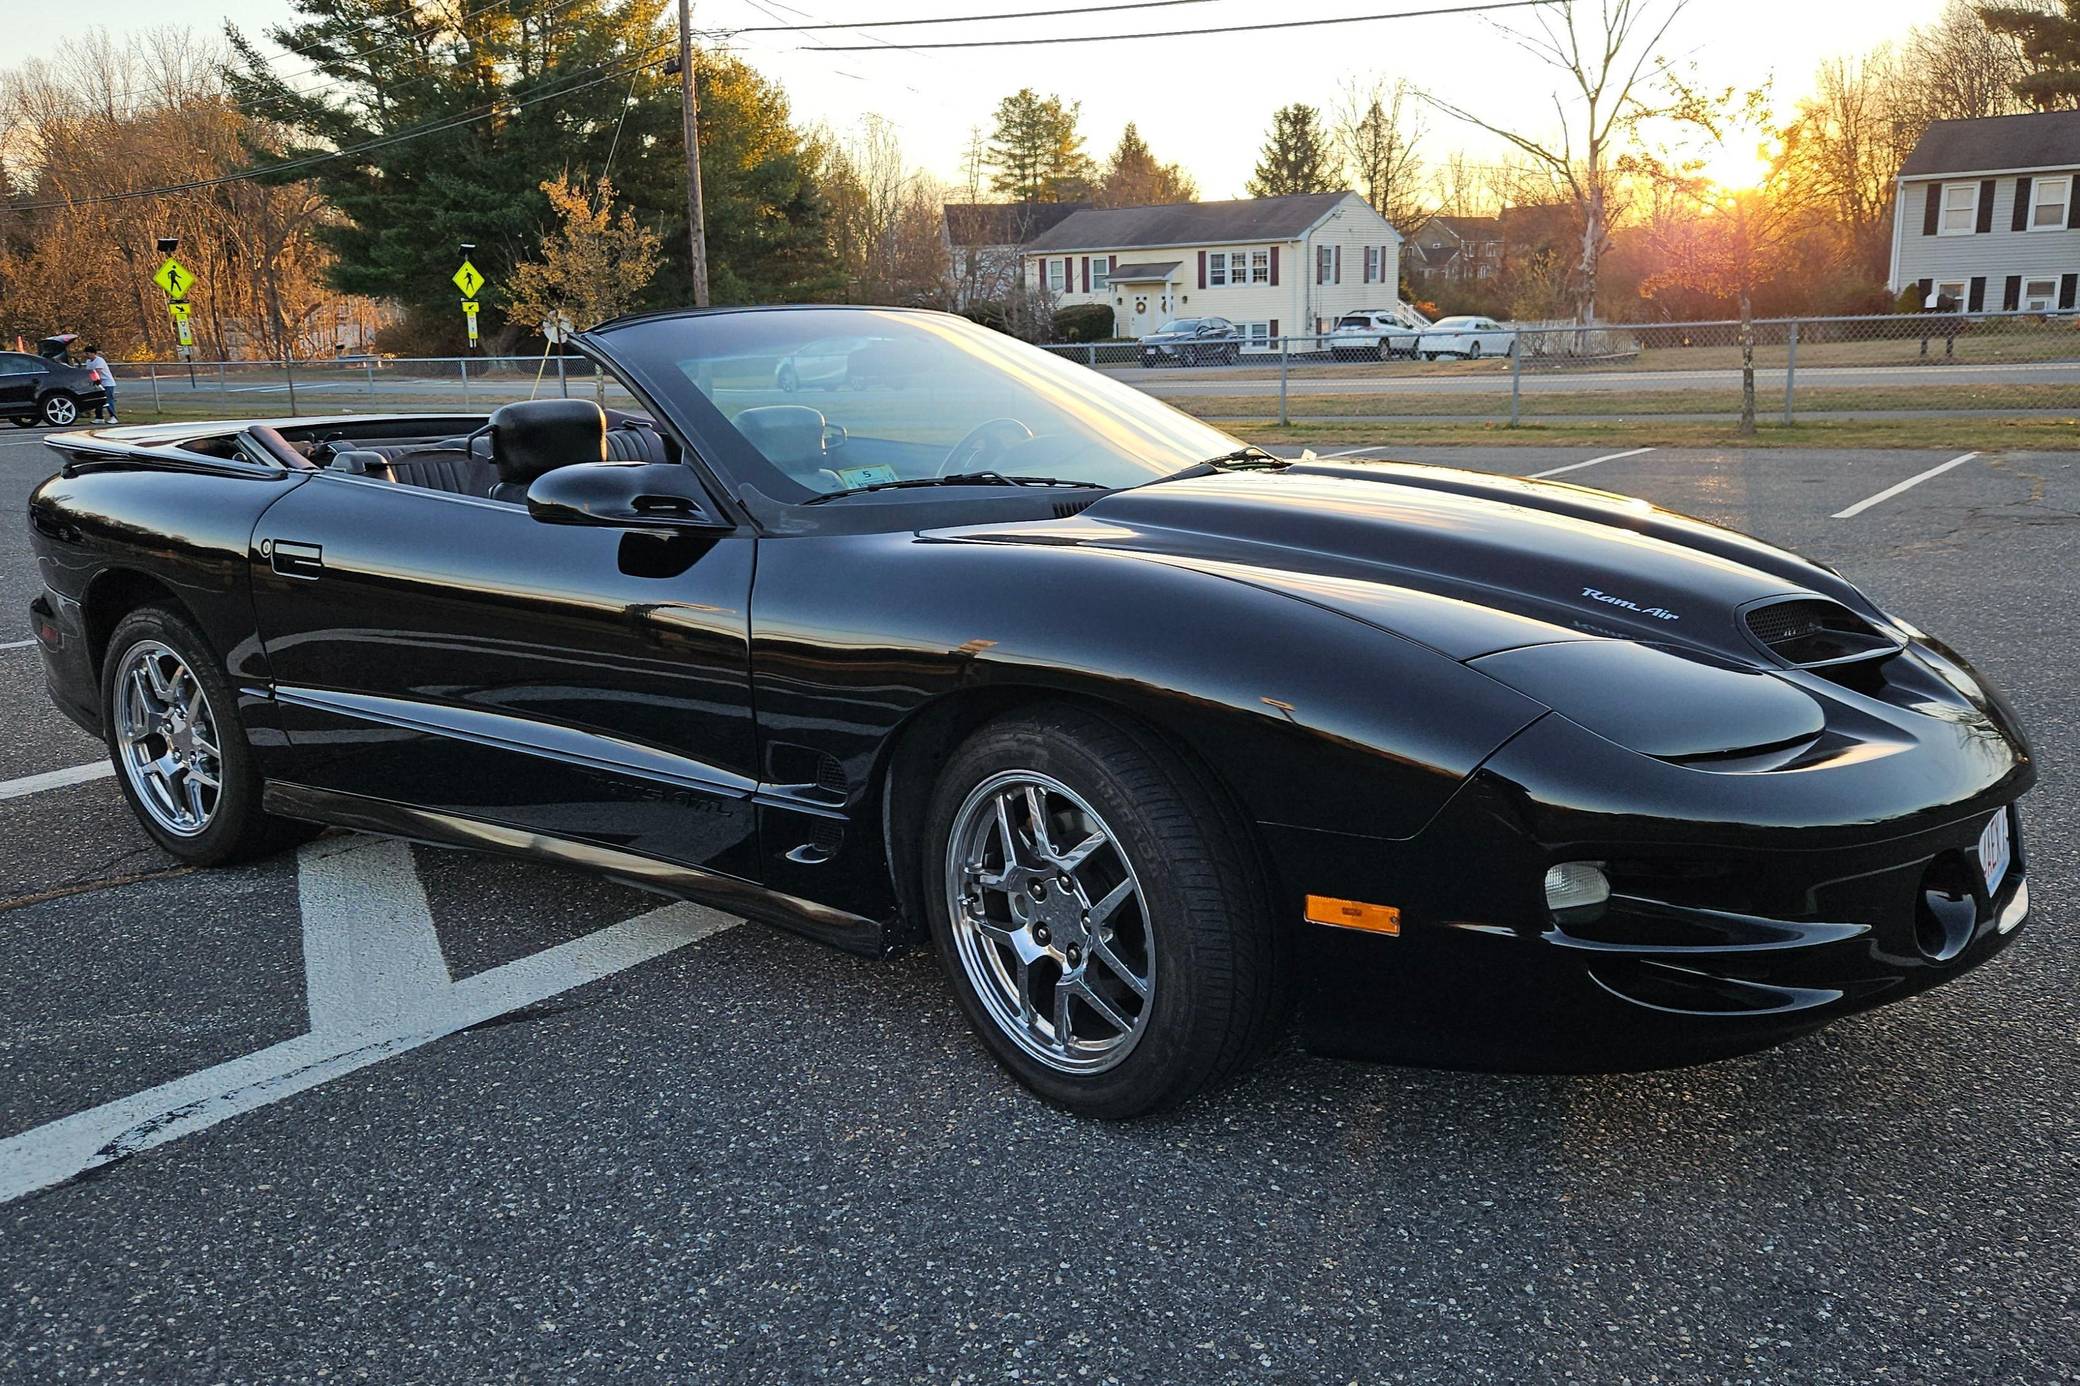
[527,461,726,531]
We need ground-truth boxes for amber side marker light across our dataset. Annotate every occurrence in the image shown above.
[1306,895,1402,936]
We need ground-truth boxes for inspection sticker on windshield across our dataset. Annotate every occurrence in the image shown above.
[835,465,900,489]
[1979,810,2012,896]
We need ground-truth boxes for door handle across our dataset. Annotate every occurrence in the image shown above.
[269,539,324,580]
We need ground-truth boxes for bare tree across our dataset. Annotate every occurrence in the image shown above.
[1422,0,1711,323]
[1923,0,2046,117]
[823,116,952,308]
[1333,76,1427,232]
[1793,51,1924,285]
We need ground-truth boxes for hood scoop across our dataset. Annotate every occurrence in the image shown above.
[1742,597,1901,669]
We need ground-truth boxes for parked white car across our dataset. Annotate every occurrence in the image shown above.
[1326,306,1432,361]
[1418,316,1516,361]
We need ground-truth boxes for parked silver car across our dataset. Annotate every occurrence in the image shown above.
[1327,307,1431,361]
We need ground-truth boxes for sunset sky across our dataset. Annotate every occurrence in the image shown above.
[17,0,1959,195]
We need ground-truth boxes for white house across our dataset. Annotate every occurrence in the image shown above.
[1890,110,2080,313]
[1021,192,1403,345]
[941,202,1088,309]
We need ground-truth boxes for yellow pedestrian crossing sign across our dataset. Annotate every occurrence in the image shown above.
[462,299,480,345]
[153,256,195,300]
[453,259,486,298]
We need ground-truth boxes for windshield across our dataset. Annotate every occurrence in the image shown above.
[1335,316,1371,329]
[1154,319,1200,334]
[597,309,1245,502]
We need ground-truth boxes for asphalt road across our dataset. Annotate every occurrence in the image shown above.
[1,427,2076,1382]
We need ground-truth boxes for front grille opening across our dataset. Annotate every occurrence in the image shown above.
[1745,598,1899,669]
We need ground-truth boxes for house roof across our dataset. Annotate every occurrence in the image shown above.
[1900,111,2080,178]
[1108,260,1183,281]
[1423,214,1503,242]
[941,202,1088,248]
[1024,192,1360,253]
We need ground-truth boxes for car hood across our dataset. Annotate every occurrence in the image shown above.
[962,461,1888,668]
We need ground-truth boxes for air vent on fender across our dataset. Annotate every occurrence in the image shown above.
[1054,497,1097,519]
[1742,597,1901,669]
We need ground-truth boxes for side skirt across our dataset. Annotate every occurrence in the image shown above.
[263,781,887,957]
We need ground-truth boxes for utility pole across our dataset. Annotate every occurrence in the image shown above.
[676,0,710,307]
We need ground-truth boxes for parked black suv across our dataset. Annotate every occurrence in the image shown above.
[2,352,109,428]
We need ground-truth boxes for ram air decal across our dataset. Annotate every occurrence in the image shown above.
[1580,586,1681,621]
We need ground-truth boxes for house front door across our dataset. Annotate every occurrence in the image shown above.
[1122,284,1165,337]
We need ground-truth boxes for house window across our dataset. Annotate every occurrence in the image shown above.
[1236,322,1272,348]
[1208,253,1229,286]
[2030,176,2072,230]
[1250,250,1269,284]
[1940,183,1980,235]
[1317,245,1334,283]
[1090,258,1110,292]
[1046,258,1065,292]
[2024,276,2061,311]
[1932,279,1968,311]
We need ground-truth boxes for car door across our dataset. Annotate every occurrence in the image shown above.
[0,353,44,416]
[248,459,763,879]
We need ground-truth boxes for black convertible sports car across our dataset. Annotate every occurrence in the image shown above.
[27,307,2034,1116]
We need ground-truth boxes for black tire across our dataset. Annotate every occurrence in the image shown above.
[39,393,79,427]
[1468,342,1484,360]
[8,417,33,428]
[100,605,318,866]
[924,705,1287,1117]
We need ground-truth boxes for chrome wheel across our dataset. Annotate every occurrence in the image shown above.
[113,640,223,837]
[945,771,1155,1074]
[42,395,77,426]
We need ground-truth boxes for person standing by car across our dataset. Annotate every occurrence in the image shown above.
[81,346,117,422]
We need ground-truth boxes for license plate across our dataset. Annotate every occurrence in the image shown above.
[1978,810,2012,896]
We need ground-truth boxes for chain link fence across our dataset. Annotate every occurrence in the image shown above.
[84,310,2080,430]
[1039,309,2080,425]
[99,353,643,420]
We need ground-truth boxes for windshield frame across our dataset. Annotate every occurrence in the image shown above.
[583,306,1247,521]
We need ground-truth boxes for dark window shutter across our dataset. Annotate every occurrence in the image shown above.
[2014,177,2033,232]
[2064,273,2079,310]
[1269,318,1279,339]
[1269,246,1279,285]
[1918,277,1934,307]
[1976,180,1996,233]
[2004,275,2022,311]
[2069,188,2080,229]
[1968,276,1987,311]
[1080,256,1089,292]
[1923,185,1941,236]
[1333,245,1342,284]
[1108,254,1117,273]
[1198,251,1207,289]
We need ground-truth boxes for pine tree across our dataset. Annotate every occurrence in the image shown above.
[1246,105,1338,198]
[1096,124,1199,207]
[986,89,1095,203]
[1979,2,2080,110]
[225,0,831,337]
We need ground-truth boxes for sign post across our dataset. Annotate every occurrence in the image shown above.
[453,255,487,353]
[153,250,198,388]
[543,312,575,397]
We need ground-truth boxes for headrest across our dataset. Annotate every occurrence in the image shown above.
[328,449,391,475]
[489,399,607,486]
[733,405,828,469]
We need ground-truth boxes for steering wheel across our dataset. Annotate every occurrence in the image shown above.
[939,417,1034,476]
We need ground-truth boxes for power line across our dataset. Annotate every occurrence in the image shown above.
[803,0,1563,50]
[13,44,673,214]
[732,0,1220,32]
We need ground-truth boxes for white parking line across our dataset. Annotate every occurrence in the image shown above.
[1832,451,1981,520]
[298,836,453,1031]
[0,638,38,652]
[1530,447,1657,479]
[0,761,113,801]
[0,832,741,1202]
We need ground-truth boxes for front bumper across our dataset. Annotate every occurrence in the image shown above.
[1276,696,2036,1073]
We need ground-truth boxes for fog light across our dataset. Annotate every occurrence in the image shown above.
[1545,862,1611,919]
